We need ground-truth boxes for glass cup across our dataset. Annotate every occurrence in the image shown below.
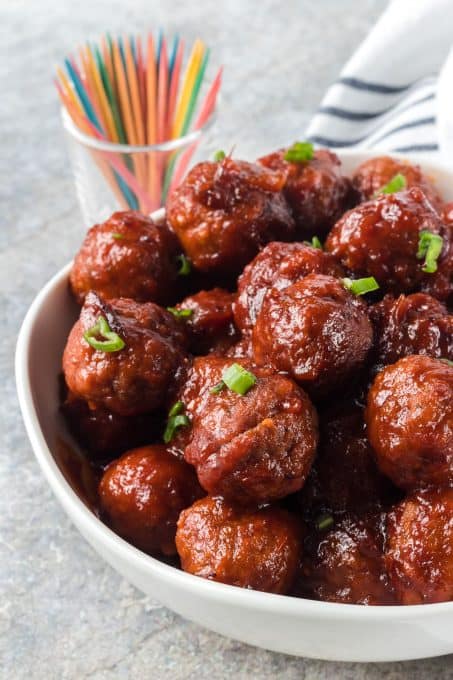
[62,108,217,226]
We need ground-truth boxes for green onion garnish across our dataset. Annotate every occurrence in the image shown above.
[440,358,453,367]
[167,307,193,319]
[210,381,226,395]
[376,172,407,195]
[343,276,380,296]
[304,235,323,250]
[315,513,334,531]
[283,141,314,163]
[177,254,191,276]
[163,401,190,443]
[168,401,184,418]
[112,232,124,240]
[416,231,443,273]
[83,316,125,352]
[221,363,257,396]
[213,150,226,162]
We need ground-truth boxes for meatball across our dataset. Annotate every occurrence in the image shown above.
[300,401,396,515]
[173,288,239,355]
[226,336,254,360]
[258,148,351,238]
[176,496,301,593]
[386,487,453,604]
[99,445,203,555]
[252,274,373,398]
[176,356,318,504]
[69,211,180,305]
[166,157,295,275]
[352,155,442,208]
[325,187,445,294]
[370,293,453,368]
[298,513,395,605]
[234,241,344,334]
[63,292,188,416]
[443,202,453,223]
[366,356,453,489]
[62,392,159,461]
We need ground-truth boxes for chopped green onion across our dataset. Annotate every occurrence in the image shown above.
[440,358,453,367]
[284,141,314,163]
[311,236,323,250]
[112,232,124,240]
[376,172,407,195]
[343,276,379,296]
[177,254,192,276]
[221,363,257,396]
[210,380,226,395]
[167,307,193,319]
[168,401,184,417]
[163,401,190,443]
[213,150,226,162]
[304,235,323,250]
[83,316,125,352]
[315,513,334,531]
[163,414,190,443]
[416,231,443,273]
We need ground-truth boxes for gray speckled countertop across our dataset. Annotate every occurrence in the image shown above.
[2,1,452,677]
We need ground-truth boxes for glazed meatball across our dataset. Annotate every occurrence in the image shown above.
[176,356,318,504]
[234,241,344,334]
[386,487,453,604]
[62,392,159,461]
[258,148,351,238]
[366,356,453,489]
[166,157,295,275]
[370,293,453,368]
[252,274,373,398]
[176,496,301,593]
[443,202,453,223]
[298,513,395,605]
[352,155,442,208]
[99,445,203,555]
[63,292,188,416]
[173,288,239,355]
[300,401,396,515]
[69,211,180,305]
[325,187,445,294]
[226,336,254,360]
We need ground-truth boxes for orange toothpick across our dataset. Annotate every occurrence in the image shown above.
[136,36,147,125]
[124,37,145,145]
[167,40,184,140]
[123,36,147,203]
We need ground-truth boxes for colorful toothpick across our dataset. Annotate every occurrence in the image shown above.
[56,32,222,212]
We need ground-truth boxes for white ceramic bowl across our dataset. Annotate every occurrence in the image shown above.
[16,151,453,662]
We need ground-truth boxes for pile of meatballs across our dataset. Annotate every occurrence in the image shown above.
[62,147,453,606]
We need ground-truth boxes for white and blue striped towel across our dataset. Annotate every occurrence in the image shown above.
[306,0,453,161]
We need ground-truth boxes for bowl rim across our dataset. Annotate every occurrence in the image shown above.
[15,149,453,621]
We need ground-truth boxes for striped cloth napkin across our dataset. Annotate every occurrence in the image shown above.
[306,0,453,160]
